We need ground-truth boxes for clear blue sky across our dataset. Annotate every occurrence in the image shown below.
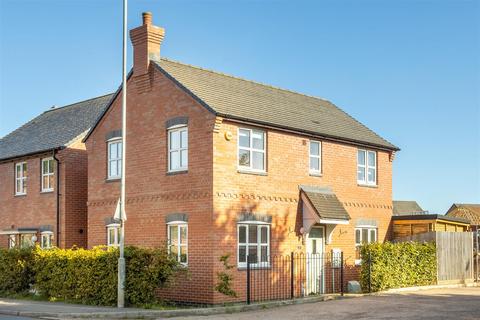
[1,0,479,214]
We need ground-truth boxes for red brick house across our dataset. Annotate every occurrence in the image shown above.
[0,95,112,249]
[84,13,399,304]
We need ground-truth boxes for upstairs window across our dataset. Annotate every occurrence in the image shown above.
[107,224,120,247]
[167,222,188,265]
[357,149,376,185]
[107,139,122,179]
[41,158,54,192]
[238,128,266,172]
[237,223,270,268]
[168,126,188,172]
[15,162,27,195]
[309,140,322,175]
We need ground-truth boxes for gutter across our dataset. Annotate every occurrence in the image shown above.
[53,149,61,247]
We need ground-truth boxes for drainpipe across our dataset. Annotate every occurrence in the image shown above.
[53,149,61,247]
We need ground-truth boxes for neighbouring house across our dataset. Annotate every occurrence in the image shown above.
[0,95,112,249]
[393,200,427,216]
[83,13,399,304]
[446,203,480,232]
[392,214,470,240]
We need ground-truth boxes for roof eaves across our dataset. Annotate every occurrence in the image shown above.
[222,113,400,152]
[0,147,64,163]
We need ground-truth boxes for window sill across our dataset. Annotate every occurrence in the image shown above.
[357,183,378,188]
[105,178,121,183]
[237,169,267,176]
[40,190,54,194]
[309,172,323,177]
[167,170,188,176]
[237,264,271,270]
[14,193,27,197]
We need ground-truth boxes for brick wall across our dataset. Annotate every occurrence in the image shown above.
[0,142,89,249]
[86,64,216,303]
[211,121,393,303]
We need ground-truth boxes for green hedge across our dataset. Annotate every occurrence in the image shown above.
[0,246,180,306]
[360,241,436,292]
[0,248,35,295]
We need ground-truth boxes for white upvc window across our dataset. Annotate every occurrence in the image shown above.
[357,149,377,185]
[238,128,266,172]
[354,226,377,265]
[19,234,35,248]
[167,222,188,265]
[107,224,120,247]
[40,232,54,249]
[41,158,54,192]
[168,126,188,172]
[309,140,322,174]
[237,223,270,268]
[15,162,27,195]
[107,139,122,179]
[8,235,17,249]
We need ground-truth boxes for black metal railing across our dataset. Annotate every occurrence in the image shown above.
[246,252,344,304]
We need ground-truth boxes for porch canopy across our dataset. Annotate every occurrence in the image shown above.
[300,185,350,244]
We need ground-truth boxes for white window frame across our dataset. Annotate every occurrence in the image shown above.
[41,158,54,192]
[106,223,120,247]
[357,149,377,186]
[15,162,27,195]
[8,234,17,249]
[19,233,35,248]
[237,222,270,268]
[354,226,377,265]
[167,222,188,265]
[167,125,188,172]
[40,231,54,249]
[237,128,266,172]
[107,138,122,180]
[309,140,322,175]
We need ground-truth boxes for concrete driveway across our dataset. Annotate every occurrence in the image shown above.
[177,287,480,320]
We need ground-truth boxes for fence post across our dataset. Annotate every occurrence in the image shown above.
[290,252,294,299]
[340,251,344,296]
[246,255,251,305]
[368,250,372,293]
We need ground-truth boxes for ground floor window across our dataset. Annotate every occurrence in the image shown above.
[40,232,54,249]
[237,223,270,268]
[107,224,120,247]
[19,234,36,248]
[167,223,188,265]
[8,234,17,249]
[355,226,377,264]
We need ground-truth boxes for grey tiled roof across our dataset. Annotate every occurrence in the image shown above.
[393,200,426,216]
[0,94,113,161]
[301,186,351,221]
[154,59,399,151]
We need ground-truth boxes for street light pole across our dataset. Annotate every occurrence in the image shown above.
[118,0,128,309]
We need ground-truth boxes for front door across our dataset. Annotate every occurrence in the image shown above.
[306,226,325,295]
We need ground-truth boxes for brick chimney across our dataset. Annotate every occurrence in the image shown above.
[130,12,165,76]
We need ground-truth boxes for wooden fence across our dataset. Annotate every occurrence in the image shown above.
[396,231,474,284]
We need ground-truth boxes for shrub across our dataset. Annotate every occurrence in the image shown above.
[0,248,35,295]
[215,254,237,298]
[0,245,180,306]
[360,241,436,292]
